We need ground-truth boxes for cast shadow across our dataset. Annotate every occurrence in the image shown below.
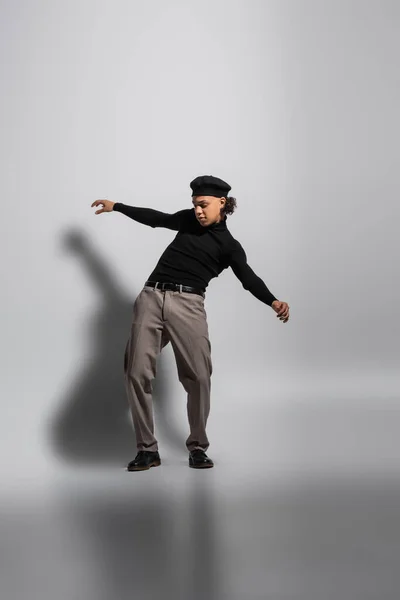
[47,229,185,465]
[58,477,220,600]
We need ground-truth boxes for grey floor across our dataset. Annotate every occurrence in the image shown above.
[1,461,399,600]
[2,383,400,599]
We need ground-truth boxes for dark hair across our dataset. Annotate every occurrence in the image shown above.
[221,195,237,216]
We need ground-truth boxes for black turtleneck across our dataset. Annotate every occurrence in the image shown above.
[112,203,278,306]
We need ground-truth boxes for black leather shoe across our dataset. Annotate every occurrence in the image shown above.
[189,449,214,468]
[127,450,161,471]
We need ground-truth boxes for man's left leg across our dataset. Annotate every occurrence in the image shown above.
[163,290,214,467]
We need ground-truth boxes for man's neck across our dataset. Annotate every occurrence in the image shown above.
[209,214,227,227]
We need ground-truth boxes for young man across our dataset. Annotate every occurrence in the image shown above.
[91,175,289,471]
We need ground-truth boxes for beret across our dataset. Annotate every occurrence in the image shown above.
[190,175,231,197]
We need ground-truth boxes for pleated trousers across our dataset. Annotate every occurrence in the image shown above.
[123,285,213,453]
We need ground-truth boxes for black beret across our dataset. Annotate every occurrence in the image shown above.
[190,175,232,198]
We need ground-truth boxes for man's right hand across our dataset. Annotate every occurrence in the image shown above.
[91,199,115,214]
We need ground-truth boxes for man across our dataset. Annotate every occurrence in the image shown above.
[91,175,289,471]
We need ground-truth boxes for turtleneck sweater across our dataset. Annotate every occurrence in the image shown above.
[112,203,278,306]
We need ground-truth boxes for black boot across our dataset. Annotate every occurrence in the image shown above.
[189,449,214,469]
[127,450,161,471]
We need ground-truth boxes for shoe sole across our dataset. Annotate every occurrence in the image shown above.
[127,460,161,471]
[189,462,214,469]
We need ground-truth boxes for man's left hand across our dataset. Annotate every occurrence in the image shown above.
[271,300,290,323]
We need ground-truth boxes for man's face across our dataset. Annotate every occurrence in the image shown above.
[192,195,226,226]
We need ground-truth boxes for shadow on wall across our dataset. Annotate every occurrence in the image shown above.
[47,229,186,466]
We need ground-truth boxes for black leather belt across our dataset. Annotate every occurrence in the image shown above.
[144,280,205,298]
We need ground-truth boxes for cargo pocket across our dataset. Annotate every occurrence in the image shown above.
[123,338,130,374]
[205,336,213,376]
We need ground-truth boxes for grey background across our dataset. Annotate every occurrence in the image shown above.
[1,1,399,598]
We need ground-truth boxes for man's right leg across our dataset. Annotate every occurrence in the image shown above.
[123,286,169,453]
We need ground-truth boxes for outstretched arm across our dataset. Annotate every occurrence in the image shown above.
[229,240,278,307]
[112,203,190,230]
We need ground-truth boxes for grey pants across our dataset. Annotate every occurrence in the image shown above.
[123,284,213,453]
